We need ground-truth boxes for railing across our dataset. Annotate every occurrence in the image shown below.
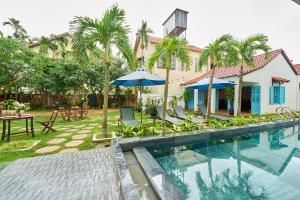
[275,106,299,122]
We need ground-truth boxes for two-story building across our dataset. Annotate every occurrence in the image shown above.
[134,35,204,96]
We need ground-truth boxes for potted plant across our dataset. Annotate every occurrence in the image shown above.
[183,89,190,110]
[225,87,234,116]
[145,98,159,117]
[15,103,30,116]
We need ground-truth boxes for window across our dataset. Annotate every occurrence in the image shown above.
[157,59,163,68]
[180,61,184,71]
[194,58,198,72]
[270,85,285,104]
[171,55,176,70]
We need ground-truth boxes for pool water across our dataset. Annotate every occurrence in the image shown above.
[148,125,300,200]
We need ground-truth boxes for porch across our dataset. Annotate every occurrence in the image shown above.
[187,82,261,116]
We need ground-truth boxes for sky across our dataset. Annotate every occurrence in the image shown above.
[1,0,300,62]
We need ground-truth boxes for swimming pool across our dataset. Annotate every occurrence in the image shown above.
[147,125,300,199]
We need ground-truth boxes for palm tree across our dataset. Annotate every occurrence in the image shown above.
[198,34,233,118]
[56,37,69,58]
[227,35,270,115]
[148,37,190,127]
[70,5,135,137]
[3,18,28,43]
[38,36,58,58]
[196,168,269,199]
[136,20,153,66]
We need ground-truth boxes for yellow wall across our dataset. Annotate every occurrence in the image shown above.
[135,38,207,96]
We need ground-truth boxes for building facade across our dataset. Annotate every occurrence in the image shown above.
[184,49,300,115]
[134,35,205,96]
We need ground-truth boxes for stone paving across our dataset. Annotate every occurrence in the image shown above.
[0,148,120,200]
[34,124,97,154]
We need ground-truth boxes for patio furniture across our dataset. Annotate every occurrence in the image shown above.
[111,69,165,123]
[173,105,205,124]
[199,105,231,121]
[156,106,184,125]
[38,110,58,134]
[59,107,70,121]
[1,114,35,142]
[118,107,140,127]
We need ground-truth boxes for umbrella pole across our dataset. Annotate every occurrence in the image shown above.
[140,81,143,124]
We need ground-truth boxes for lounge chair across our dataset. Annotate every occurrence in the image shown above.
[119,107,140,127]
[199,105,231,121]
[156,106,184,125]
[173,105,205,124]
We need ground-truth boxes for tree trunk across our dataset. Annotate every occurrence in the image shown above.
[141,47,144,67]
[162,68,170,129]
[206,64,216,118]
[237,65,243,116]
[102,62,110,137]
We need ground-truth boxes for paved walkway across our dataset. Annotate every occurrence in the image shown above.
[0,148,120,200]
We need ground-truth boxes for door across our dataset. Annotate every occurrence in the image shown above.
[251,85,261,115]
[198,89,203,106]
[187,89,194,110]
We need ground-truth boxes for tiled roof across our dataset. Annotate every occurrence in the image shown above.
[134,35,201,53]
[28,32,72,48]
[183,49,296,85]
[294,64,300,75]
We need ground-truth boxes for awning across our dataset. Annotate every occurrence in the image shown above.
[272,76,290,83]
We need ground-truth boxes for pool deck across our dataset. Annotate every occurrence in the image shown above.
[0,148,120,200]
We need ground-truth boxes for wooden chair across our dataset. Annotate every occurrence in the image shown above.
[59,107,69,121]
[38,110,58,134]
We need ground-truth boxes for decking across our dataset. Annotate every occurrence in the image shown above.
[0,148,120,200]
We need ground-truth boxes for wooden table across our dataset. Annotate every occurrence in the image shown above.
[0,114,35,142]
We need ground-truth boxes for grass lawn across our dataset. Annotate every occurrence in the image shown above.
[0,108,129,168]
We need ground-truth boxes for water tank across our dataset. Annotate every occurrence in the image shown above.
[163,9,188,37]
[292,0,300,5]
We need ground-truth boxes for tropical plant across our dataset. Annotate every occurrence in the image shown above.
[38,36,58,57]
[136,20,153,66]
[224,87,234,115]
[198,34,233,118]
[70,5,135,137]
[3,18,29,43]
[226,35,271,116]
[144,97,159,116]
[148,37,190,128]
[56,36,69,58]
[183,88,190,109]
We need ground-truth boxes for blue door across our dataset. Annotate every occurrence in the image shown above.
[215,89,219,111]
[198,89,204,106]
[187,89,194,110]
[251,85,261,115]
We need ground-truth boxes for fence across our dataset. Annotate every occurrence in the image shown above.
[0,94,137,109]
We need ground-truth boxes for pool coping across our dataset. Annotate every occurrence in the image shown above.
[112,119,300,200]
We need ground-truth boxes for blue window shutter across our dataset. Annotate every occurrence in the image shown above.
[251,85,261,114]
[198,89,203,105]
[269,86,274,105]
[215,90,219,111]
[227,99,231,111]
[280,86,285,104]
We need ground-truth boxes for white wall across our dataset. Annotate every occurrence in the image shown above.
[242,53,298,114]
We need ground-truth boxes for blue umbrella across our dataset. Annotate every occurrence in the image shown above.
[187,77,235,89]
[111,69,165,123]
